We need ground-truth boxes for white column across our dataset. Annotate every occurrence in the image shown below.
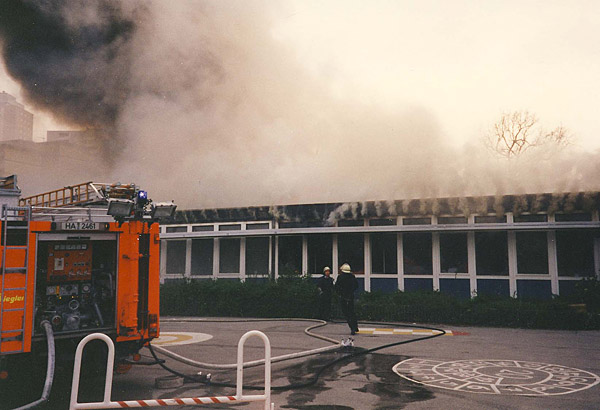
[332,234,339,281]
[274,236,279,279]
[302,235,308,276]
[508,231,518,298]
[548,231,559,295]
[269,236,273,279]
[397,233,404,291]
[364,233,371,292]
[185,238,192,279]
[467,229,476,298]
[432,232,440,291]
[595,237,600,281]
[213,238,219,279]
[159,239,167,284]
[240,237,246,282]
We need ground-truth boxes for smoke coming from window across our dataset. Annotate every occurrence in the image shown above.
[1,1,598,208]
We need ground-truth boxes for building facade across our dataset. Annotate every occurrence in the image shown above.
[0,129,112,196]
[0,91,33,142]
[160,192,600,299]
[46,130,87,142]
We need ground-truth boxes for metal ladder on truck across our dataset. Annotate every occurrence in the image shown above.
[0,204,31,354]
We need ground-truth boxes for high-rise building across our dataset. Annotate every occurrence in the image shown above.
[0,91,34,142]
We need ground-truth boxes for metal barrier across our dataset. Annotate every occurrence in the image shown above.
[70,331,273,410]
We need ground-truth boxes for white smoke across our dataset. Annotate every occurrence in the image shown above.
[4,1,600,208]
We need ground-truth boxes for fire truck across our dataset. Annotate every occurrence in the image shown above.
[0,175,175,390]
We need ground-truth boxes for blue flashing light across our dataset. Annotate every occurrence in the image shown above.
[137,190,148,200]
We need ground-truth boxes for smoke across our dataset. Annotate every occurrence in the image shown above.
[1,1,599,208]
[0,1,139,131]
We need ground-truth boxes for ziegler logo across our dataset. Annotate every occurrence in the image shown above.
[3,295,24,304]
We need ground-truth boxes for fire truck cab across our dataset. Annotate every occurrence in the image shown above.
[0,176,174,381]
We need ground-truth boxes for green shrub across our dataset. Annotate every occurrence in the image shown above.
[160,277,320,318]
[160,279,599,330]
[562,277,600,313]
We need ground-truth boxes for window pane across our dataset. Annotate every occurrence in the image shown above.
[555,213,592,222]
[516,231,548,274]
[338,220,364,227]
[514,215,547,223]
[166,226,187,233]
[247,223,270,230]
[440,232,468,273]
[279,221,306,228]
[475,232,508,275]
[475,216,506,223]
[307,234,332,275]
[246,237,269,275]
[166,241,186,274]
[371,233,397,274]
[369,218,396,226]
[191,239,213,275]
[278,236,302,275]
[403,218,431,225]
[192,225,213,232]
[403,233,432,275]
[219,238,240,273]
[556,231,595,277]
[219,224,241,231]
[338,233,364,274]
[438,217,467,225]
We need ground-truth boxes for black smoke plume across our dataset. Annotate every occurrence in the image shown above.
[0,0,138,129]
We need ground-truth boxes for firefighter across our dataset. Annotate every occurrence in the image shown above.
[335,263,359,335]
[316,266,334,321]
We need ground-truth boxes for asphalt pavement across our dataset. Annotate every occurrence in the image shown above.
[19,317,598,410]
[104,318,600,410]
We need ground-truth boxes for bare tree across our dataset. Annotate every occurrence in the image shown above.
[487,111,570,158]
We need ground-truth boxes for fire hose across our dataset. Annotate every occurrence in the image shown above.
[146,318,445,391]
[151,318,340,370]
[13,320,55,410]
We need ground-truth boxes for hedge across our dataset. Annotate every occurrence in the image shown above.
[160,277,600,330]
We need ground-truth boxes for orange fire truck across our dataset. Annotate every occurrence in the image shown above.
[0,176,175,388]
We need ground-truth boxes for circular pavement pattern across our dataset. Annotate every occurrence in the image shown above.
[393,359,600,396]
[152,332,213,346]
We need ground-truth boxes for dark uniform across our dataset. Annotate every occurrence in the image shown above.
[335,265,359,334]
[316,271,334,320]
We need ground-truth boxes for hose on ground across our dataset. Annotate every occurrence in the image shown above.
[147,319,445,391]
[152,318,340,370]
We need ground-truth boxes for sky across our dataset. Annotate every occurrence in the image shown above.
[1,1,599,207]
[273,0,600,150]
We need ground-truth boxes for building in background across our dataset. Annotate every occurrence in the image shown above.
[0,174,21,208]
[160,192,600,299]
[0,128,112,196]
[46,130,87,142]
[0,91,33,142]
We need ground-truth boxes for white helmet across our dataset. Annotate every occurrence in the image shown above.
[323,266,331,273]
[340,263,352,273]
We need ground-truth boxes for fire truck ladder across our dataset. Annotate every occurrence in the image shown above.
[19,181,137,208]
[0,204,31,354]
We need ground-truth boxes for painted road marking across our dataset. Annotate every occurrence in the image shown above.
[357,328,469,336]
[393,359,600,396]
[152,332,213,346]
